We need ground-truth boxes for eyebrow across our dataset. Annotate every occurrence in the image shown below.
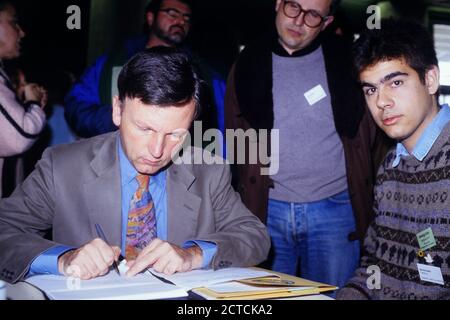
[161,7,192,17]
[360,71,409,88]
[135,121,185,136]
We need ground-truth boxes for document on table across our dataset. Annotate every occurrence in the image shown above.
[190,267,338,300]
[207,281,315,293]
[25,271,188,300]
[149,267,274,290]
[193,281,319,300]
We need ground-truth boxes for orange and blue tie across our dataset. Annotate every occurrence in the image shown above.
[125,174,157,260]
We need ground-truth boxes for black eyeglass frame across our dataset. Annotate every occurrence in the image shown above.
[282,0,329,28]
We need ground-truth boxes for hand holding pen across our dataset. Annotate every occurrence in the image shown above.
[57,226,122,280]
[95,224,125,275]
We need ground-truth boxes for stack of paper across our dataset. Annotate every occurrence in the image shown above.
[191,268,338,300]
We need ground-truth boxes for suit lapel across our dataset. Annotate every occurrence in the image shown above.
[82,132,122,247]
[166,163,201,245]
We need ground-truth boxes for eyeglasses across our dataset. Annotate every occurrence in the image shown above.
[159,8,192,24]
[282,0,329,28]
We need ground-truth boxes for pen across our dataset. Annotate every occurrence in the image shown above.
[251,279,295,285]
[95,223,122,275]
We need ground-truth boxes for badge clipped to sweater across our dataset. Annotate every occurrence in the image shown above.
[416,228,444,285]
[416,227,437,251]
[417,263,444,285]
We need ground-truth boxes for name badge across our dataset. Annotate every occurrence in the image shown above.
[416,227,437,251]
[0,280,6,300]
[417,263,444,285]
[304,84,327,106]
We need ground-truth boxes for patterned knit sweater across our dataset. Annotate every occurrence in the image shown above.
[338,122,450,300]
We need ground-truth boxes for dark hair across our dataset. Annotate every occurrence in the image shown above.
[145,0,194,15]
[0,0,13,11]
[329,0,341,15]
[353,18,438,84]
[118,46,202,117]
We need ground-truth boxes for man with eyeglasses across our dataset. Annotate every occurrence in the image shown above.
[64,0,195,138]
[225,0,390,291]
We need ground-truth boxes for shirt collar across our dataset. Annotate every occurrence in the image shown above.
[117,135,166,186]
[392,104,450,167]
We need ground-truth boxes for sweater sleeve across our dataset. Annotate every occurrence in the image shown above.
[337,223,380,300]
[0,76,46,157]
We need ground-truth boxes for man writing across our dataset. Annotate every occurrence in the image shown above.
[0,47,270,283]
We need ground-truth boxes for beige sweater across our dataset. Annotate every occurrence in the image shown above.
[0,68,46,197]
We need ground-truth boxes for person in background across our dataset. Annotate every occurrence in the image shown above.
[65,0,225,144]
[0,0,46,198]
[65,0,193,138]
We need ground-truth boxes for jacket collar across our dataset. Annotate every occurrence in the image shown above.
[83,132,122,247]
[166,148,201,245]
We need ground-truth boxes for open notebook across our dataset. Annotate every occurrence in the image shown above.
[24,267,273,300]
[25,271,188,300]
[24,267,336,300]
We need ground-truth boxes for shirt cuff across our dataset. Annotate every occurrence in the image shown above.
[28,246,75,276]
[183,240,217,269]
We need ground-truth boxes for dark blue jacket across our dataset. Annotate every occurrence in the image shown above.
[65,36,226,139]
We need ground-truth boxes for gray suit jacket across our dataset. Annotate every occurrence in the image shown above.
[0,132,270,283]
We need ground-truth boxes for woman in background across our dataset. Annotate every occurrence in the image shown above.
[0,0,47,197]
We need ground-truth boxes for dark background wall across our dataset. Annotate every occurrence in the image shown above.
[7,0,450,96]
[13,0,90,77]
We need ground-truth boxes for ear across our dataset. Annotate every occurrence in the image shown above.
[425,65,440,95]
[275,0,282,12]
[112,96,122,127]
[321,15,334,31]
[146,11,154,28]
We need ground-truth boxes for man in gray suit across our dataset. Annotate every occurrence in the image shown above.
[0,47,270,283]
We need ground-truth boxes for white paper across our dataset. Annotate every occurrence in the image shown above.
[149,268,273,290]
[417,263,445,285]
[25,271,187,300]
[304,84,327,106]
[118,259,130,276]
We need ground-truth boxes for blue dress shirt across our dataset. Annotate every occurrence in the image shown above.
[117,137,216,268]
[392,104,450,167]
[28,136,216,276]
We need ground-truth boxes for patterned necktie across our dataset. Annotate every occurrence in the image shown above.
[126,174,157,260]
